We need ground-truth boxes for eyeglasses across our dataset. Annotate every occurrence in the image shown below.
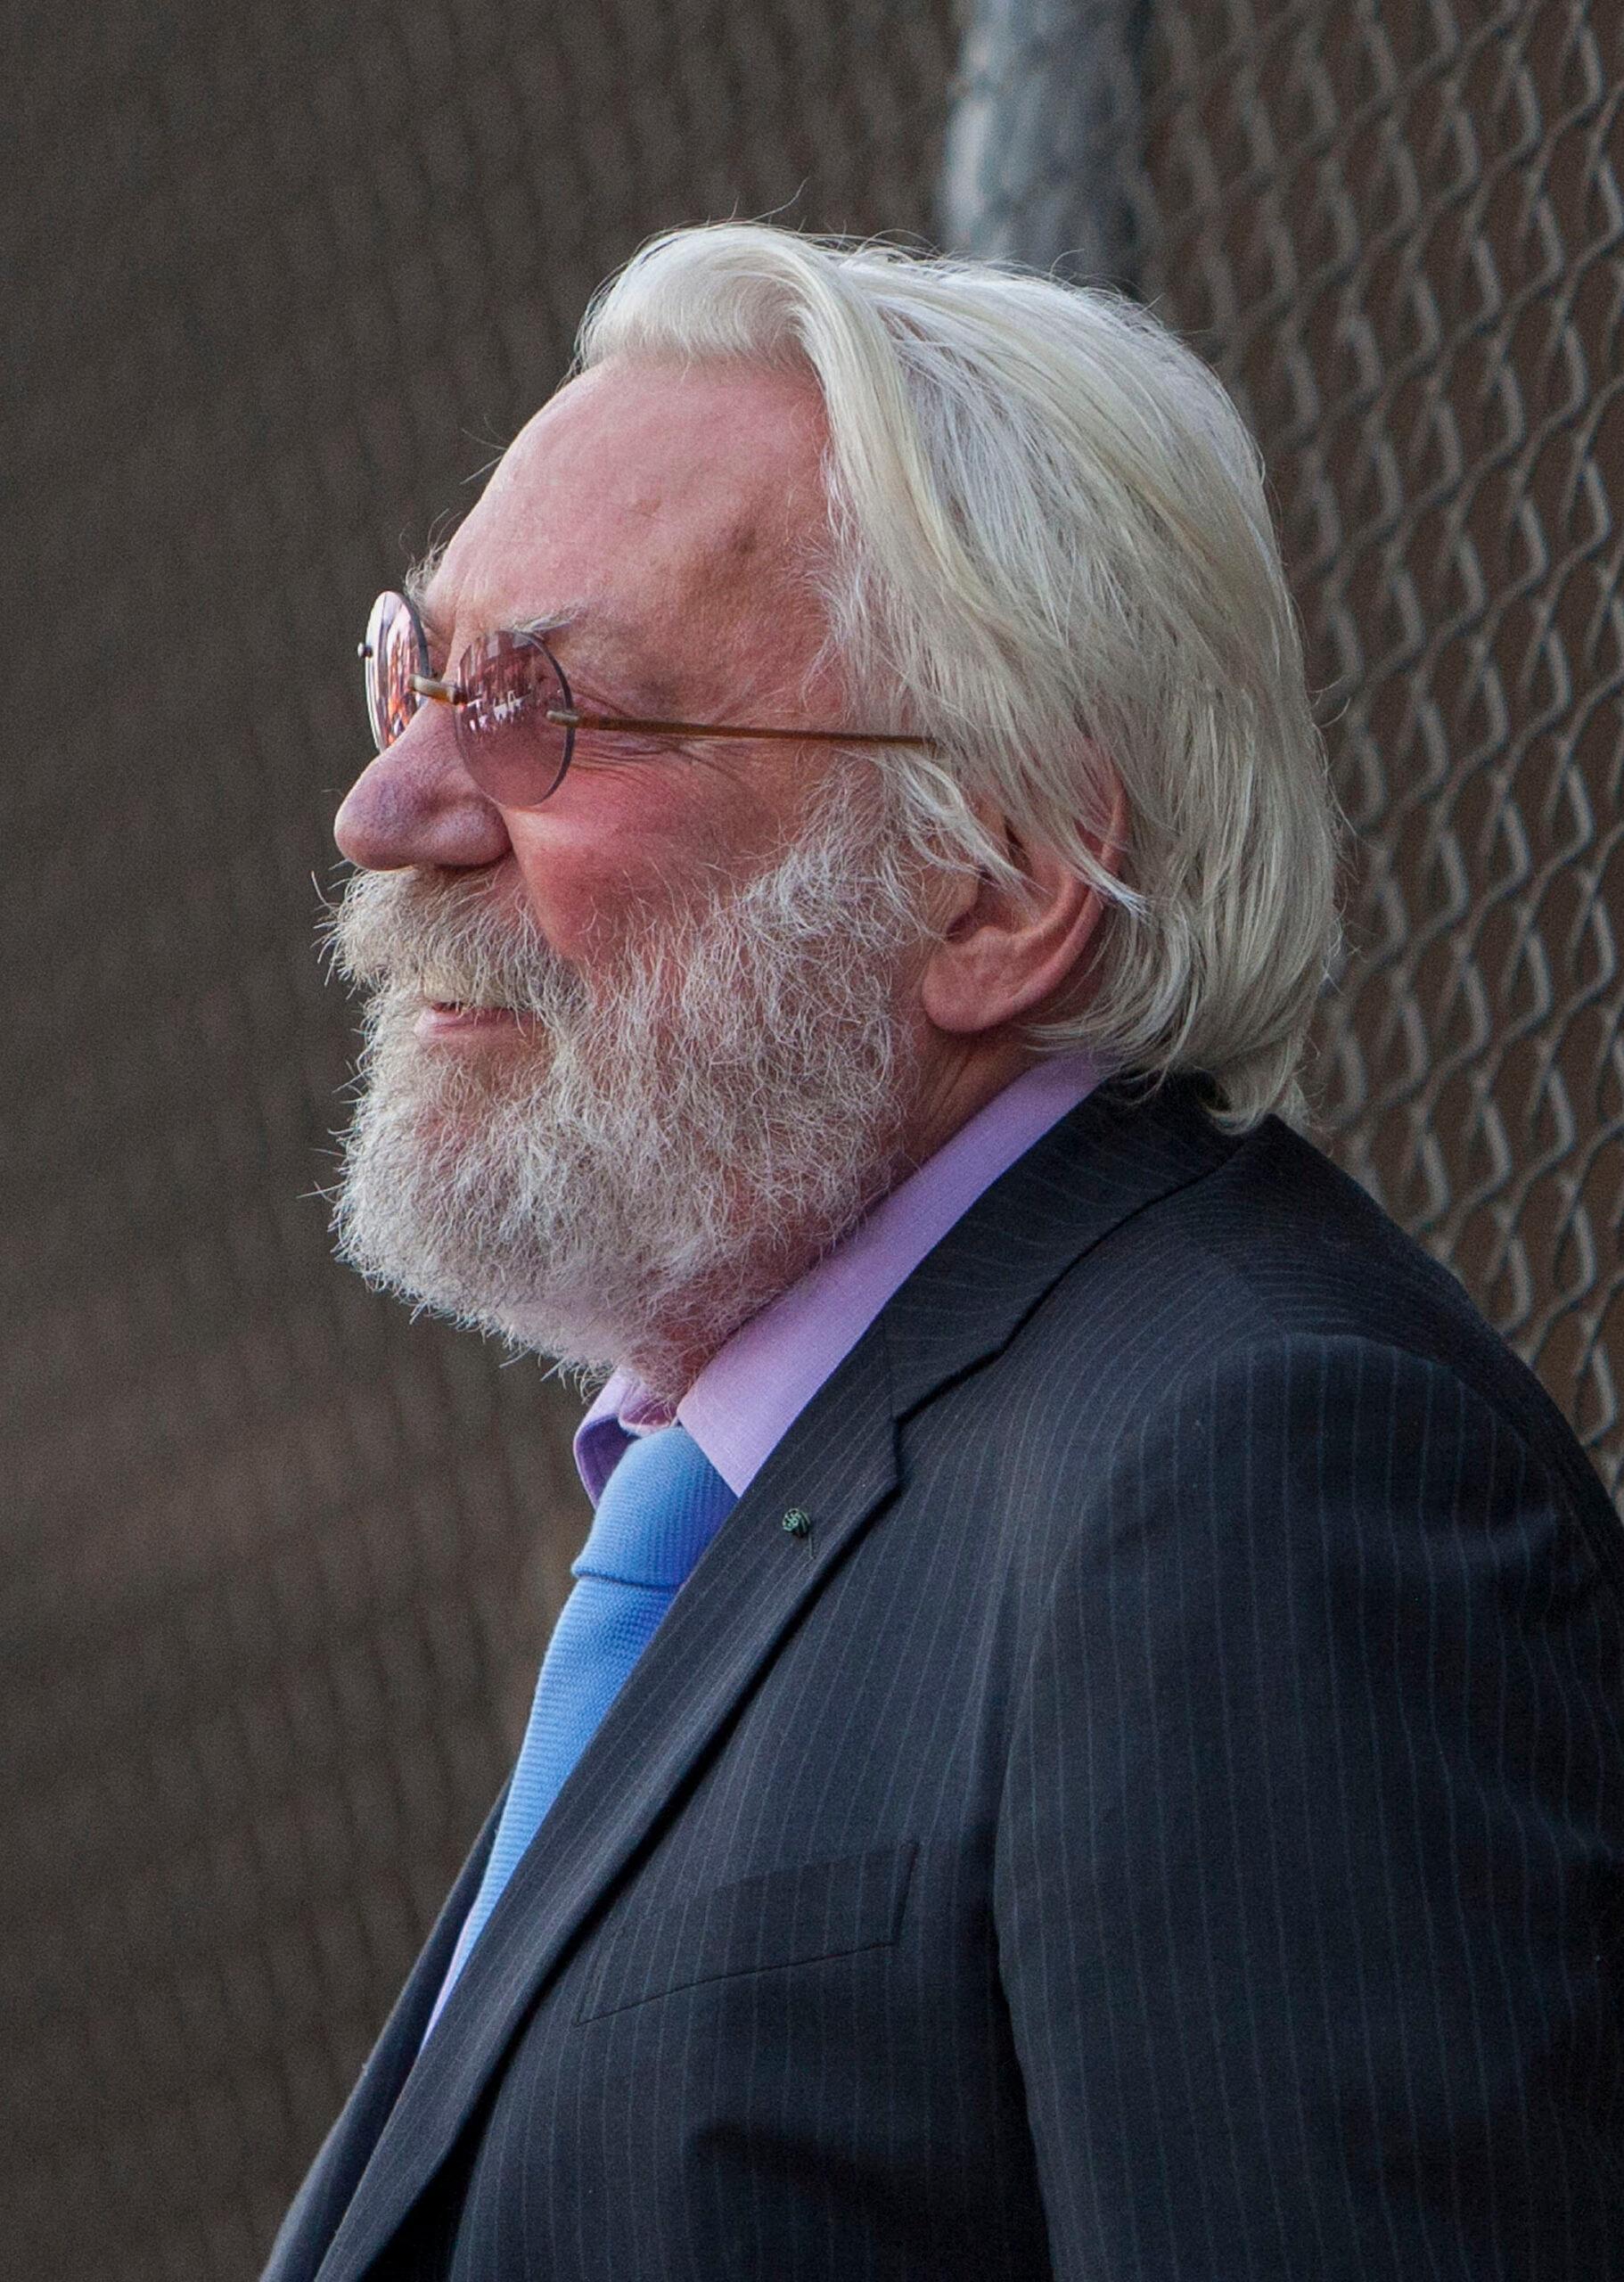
[358,589,937,810]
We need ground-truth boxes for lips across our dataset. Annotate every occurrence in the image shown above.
[415,999,523,1036]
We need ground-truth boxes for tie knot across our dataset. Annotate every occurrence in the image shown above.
[573,1424,737,1591]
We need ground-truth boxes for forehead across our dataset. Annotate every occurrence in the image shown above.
[424,358,832,667]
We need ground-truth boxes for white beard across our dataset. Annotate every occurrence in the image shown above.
[324,783,930,1401]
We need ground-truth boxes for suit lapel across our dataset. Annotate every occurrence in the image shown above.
[310,1073,1237,2282]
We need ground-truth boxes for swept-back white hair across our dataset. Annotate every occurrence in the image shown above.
[577,224,1344,1130]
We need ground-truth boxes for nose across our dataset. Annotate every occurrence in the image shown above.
[334,700,510,872]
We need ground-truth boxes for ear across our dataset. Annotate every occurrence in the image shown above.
[919,774,1128,1038]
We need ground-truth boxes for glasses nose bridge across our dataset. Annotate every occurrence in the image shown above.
[370,673,475,792]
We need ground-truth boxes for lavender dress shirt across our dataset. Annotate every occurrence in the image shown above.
[575,1048,1104,1505]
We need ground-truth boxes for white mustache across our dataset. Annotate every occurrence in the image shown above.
[323,869,579,1019]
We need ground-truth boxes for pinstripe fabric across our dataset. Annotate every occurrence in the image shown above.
[265,1075,1624,2282]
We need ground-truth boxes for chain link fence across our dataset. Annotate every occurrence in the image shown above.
[1140,0,1624,1496]
[4,0,1618,2274]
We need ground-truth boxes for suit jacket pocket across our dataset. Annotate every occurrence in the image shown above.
[574,1839,918,2024]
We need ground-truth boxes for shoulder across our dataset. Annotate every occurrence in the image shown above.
[1029,1095,1608,1521]
[898,1084,1620,1605]
[1043,1094,1506,1375]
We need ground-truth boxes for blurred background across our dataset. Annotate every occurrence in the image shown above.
[4,0,1620,2272]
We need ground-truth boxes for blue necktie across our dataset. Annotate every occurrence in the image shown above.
[426,1424,736,2029]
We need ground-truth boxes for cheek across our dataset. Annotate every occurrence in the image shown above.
[502,764,785,958]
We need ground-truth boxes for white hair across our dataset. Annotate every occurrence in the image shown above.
[576,224,1345,1130]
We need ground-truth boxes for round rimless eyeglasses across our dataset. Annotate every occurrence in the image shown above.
[358,588,938,810]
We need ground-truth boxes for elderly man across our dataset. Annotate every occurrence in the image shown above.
[267,226,1623,2281]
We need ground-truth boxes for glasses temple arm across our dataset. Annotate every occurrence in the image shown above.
[556,710,935,750]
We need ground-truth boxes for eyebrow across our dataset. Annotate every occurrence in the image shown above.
[414,595,586,660]
[401,545,447,627]
[516,604,586,642]
[410,597,683,718]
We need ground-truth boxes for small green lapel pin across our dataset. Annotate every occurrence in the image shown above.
[782,1507,811,1539]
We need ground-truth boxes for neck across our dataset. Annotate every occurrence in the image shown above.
[898,1031,1038,1170]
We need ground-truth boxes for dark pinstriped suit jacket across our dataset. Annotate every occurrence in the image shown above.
[267,1075,1624,2281]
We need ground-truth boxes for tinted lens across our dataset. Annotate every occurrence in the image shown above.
[454,632,573,807]
[363,590,428,752]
